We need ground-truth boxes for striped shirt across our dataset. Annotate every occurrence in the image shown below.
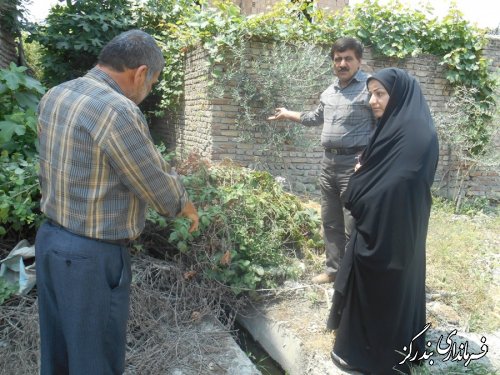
[300,69,375,148]
[37,67,188,240]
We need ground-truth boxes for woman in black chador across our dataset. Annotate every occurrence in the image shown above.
[327,68,439,374]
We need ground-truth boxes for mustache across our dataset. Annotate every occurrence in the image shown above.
[338,68,349,72]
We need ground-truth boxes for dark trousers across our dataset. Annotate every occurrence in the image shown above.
[319,153,358,276]
[35,221,132,375]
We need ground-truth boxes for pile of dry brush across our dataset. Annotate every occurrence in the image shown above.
[0,233,248,374]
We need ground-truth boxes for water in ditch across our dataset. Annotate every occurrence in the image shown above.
[235,322,285,375]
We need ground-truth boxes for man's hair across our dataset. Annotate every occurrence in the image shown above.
[330,37,364,60]
[98,30,165,80]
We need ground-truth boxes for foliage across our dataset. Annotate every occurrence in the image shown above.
[213,41,329,154]
[23,0,496,152]
[138,0,496,155]
[435,86,497,157]
[0,277,16,305]
[132,0,203,112]
[0,63,44,152]
[0,63,44,237]
[146,154,323,294]
[27,0,137,87]
[433,74,499,209]
[0,0,29,35]
[21,32,44,81]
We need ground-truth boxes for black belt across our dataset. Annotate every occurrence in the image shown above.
[324,146,365,155]
[46,219,130,247]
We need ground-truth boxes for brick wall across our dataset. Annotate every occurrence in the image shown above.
[151,47,214,159]
[153,37,500,200]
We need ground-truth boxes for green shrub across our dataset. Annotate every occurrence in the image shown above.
[0,63,44,237]
[27,0,136,87]
[0,278,17,305]
[146,154,323,294]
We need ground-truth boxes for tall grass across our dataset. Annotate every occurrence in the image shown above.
[426,197,499,333]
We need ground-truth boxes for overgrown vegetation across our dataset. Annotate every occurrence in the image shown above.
[434,73,499,210]
[27,0,137,86]
[145,154,323,294]
[212,42,329,156]
[0,63,45,237]
[23,0,497,155]
[147,0,496,156]
[0,2,497,373]
[0,0,27,35]
[0,0,496,301]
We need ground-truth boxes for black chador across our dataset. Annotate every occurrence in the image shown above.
[327,68,439,374]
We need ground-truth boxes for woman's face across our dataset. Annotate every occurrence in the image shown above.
[368,79,390,119]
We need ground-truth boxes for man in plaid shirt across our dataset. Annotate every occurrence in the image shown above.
[35,30,198,375]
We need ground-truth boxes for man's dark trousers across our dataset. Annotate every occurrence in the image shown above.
[320,152,358,277]
[35,220,132,375]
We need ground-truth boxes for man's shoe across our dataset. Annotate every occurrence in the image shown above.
[311,272,335,284]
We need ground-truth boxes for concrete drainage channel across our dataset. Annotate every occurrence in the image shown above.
[236,303,350,375]
[235,321,285,374]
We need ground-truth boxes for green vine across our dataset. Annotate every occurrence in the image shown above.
[29,0,495,153]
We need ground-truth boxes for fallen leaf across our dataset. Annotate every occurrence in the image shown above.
[183,270,197,280]
[220,250,231,266]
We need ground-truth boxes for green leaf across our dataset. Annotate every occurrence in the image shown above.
[13,92,39,110]
[0,121,25,143]
[1,69,22,90]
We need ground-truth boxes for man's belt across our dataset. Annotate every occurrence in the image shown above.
[47,219,130,247]
[324,146,365,155]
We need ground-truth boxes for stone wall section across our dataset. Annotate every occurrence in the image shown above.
[156,37,500,200]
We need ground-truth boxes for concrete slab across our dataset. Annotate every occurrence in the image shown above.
[237,301,360,375]
[164,318,262,375]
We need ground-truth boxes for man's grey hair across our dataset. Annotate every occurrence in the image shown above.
[98,29,165,81]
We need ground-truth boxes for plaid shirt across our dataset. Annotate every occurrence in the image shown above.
[37,67,188,240]
[300,69,375,149]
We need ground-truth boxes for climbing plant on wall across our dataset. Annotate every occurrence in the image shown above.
[26,0,496,154]
[143,0,496,156]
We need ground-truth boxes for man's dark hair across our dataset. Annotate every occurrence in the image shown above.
[330,37,364,60]
[98,30,165,80]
